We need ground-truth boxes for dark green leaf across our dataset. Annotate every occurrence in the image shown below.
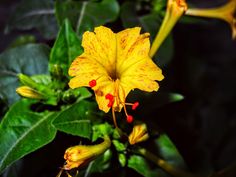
[0,99,57,173]
[0,44,50,106]
[155,134,186,168]
[8,35,36,49]
[50,19,83,77]
[55,0,119,37]
[128,155,164,177]
[120,2,173,67]
[5,0,58,39]
[53,100,97,139]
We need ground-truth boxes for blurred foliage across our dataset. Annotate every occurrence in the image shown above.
[0,0,236,177]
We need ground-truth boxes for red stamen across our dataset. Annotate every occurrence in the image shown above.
[105,93,114,100]
[89,79,96,87]
[132,102,139,110]
[126,115,134,123]
[105,93,114,108]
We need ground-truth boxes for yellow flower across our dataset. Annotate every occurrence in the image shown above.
[63,136,111,170]
[128,124,149,145]
[68,26,164,126]
[186,0,236,39]
[150,0,188,57]
[16,86,43,99]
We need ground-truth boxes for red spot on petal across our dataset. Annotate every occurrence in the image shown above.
[126,115,134,123]
[89,80,96,87]
[132,102,139,110]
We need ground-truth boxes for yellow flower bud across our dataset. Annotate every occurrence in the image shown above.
[186,0,236,39]
[128,124,149,145]
[150,0,188,57]
[63,136,111,170]
[16,86,43,99]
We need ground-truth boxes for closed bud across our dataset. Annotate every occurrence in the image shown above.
[16,86,44,99]
[18,74,38,88]
[63,136,111,170]
[128,124,149,145]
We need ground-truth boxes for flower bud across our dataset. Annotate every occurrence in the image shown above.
[63,136,111,170]
[16,86,44,99]
[18,73,38,88]
[128,124,149,145]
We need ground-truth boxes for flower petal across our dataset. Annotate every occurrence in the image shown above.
[68,54,109,89]
[116,27,151,75]
[120,57,164,92]
[82,26,117,76]
[94,81,115,113]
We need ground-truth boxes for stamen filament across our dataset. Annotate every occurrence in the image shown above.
[112,106,118,128]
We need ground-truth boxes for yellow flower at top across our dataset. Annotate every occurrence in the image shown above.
[68,26,164,126]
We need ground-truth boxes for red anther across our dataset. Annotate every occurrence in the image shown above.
[132,102,139,110]
[126,115,134,123]
[107,100,114,108]
[89,79,96,87]
[105,93,114,108]
[105,93,114,100]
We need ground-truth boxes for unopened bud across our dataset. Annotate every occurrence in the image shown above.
[18,74,38,88]
[128,124,149,145]
[16,86,43,99]
[63,136,111,170]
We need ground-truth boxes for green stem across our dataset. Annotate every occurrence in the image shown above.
[136,148,202,177]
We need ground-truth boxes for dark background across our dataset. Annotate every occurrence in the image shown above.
[0,0,236,176]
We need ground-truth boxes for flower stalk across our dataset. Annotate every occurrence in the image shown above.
[149,0,188,58]
[185,0,236,39]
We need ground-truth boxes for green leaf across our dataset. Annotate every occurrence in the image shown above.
[55,0,120,37]
[155,134,186,168]
[120,2,173,67]
[53,100,97,139]
[92,123,113,142]
[0,44,50,106]
[128,155,163,177]
[49,19,83,77]
[0,99,57,173]
[84,149,112,176]
[8,35,36,49]
[112,140,126,152]
[4,0,58,39]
